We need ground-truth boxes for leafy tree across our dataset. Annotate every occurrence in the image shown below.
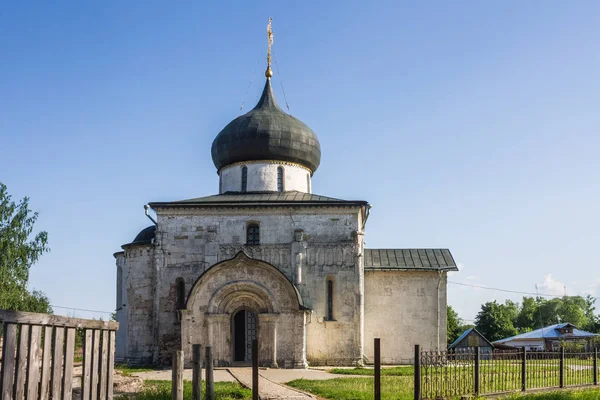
[557,296,588,328]
[475,301,518,342]
[537,298,562,326]
[0,182,52,313]
[516,297,537,332]
[447,305,462,345]
[504,299,520,326]
[21,290,52,314]
[583,295,600,333]
[472,295,599,340]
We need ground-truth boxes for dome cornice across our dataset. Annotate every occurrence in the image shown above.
[217,159,313,175]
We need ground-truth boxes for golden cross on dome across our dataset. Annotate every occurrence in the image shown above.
[265,17,274,78]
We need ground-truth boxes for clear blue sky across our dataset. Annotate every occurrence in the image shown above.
[1,1,599,322]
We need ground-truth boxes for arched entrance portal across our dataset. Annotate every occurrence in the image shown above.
[233,309,258,362]
[182,251,308,368]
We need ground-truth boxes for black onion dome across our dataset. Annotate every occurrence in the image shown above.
[131,225,156,245]
[211,79,321,173]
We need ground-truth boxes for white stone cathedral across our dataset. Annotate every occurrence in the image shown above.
[114,59,458,367]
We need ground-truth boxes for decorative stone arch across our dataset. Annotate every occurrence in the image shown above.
[181,251,308,368]
[207,281,276,314]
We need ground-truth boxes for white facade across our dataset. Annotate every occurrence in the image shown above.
[364,271,448,364]
[219,162,312,194]
[114,74,456,367]
[115,201,455,366]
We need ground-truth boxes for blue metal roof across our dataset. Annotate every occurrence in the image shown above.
[493,323,598,344]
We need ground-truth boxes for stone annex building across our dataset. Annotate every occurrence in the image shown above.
[114,57,458,367]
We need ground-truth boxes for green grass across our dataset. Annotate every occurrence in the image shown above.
[329,366,414,376]
[115,364,159,377]
[287,376,600,400]
[116,380,251,400]
[503,388,600,399]
[288,376,414,400]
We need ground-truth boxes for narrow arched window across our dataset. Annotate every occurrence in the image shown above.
[326,279,334,321]
[116,266,123,310]
[176,278,185,310]
[277,166,284,192]
[246,223,260,245]
[241,166,248,192]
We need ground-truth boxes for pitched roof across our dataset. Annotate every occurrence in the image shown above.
[364,249,458,271]
[448,328,494,350]
[149,191,368,208]
[493,323,599,344]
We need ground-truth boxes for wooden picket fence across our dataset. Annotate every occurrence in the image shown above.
[0,310,119,400]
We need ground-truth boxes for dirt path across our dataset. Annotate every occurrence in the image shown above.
[228,368,315,400]
[132,368,237,382]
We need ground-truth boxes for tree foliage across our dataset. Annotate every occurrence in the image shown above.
[447,305,462,344]
[475,300,519,342]
[447,305,475,344]
[466,295,599,343]
[0,182,52,313]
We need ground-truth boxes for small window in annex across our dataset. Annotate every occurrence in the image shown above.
[277,166,284,192]
[116,266,123,310]
[326,279,334,321]
[246,223,260,245]
[241,166,248,192]
[176,278,186,310]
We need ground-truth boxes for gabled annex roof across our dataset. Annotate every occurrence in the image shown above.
[364,249,458,272]
[149,191,368,208]
[493,323,598,344]
[448,328,494,350]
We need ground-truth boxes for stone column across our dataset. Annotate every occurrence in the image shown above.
[206,314,230,366]
[293,311,309,368]
[180,310,192,366]
[258,313,279,368]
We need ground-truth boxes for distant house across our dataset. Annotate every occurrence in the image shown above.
[449,328,494,357]
[493,323,598,351]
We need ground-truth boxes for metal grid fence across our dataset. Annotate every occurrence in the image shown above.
[418,347,599,399]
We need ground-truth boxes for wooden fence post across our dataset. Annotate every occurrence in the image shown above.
[1,323,18,400]
[414,344,421,400]
[374,338,381,400]
[521,347,527,391]
[172,351,183,400]
[594,348,598,386]
[206,346,214,400]
[192,344,203,400]
[559,347,565,388]
[252,339,259,400]
[0,310,119,400]
[474,346,480,396]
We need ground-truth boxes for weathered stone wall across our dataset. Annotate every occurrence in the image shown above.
[363,270,448,364]
[114,252,127,361]
[219,162,312,193]
[117,205,450,368]
[154,206,364,366]
[122,244,155,364]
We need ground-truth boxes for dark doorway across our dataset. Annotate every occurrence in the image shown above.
[233,310,257,362]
